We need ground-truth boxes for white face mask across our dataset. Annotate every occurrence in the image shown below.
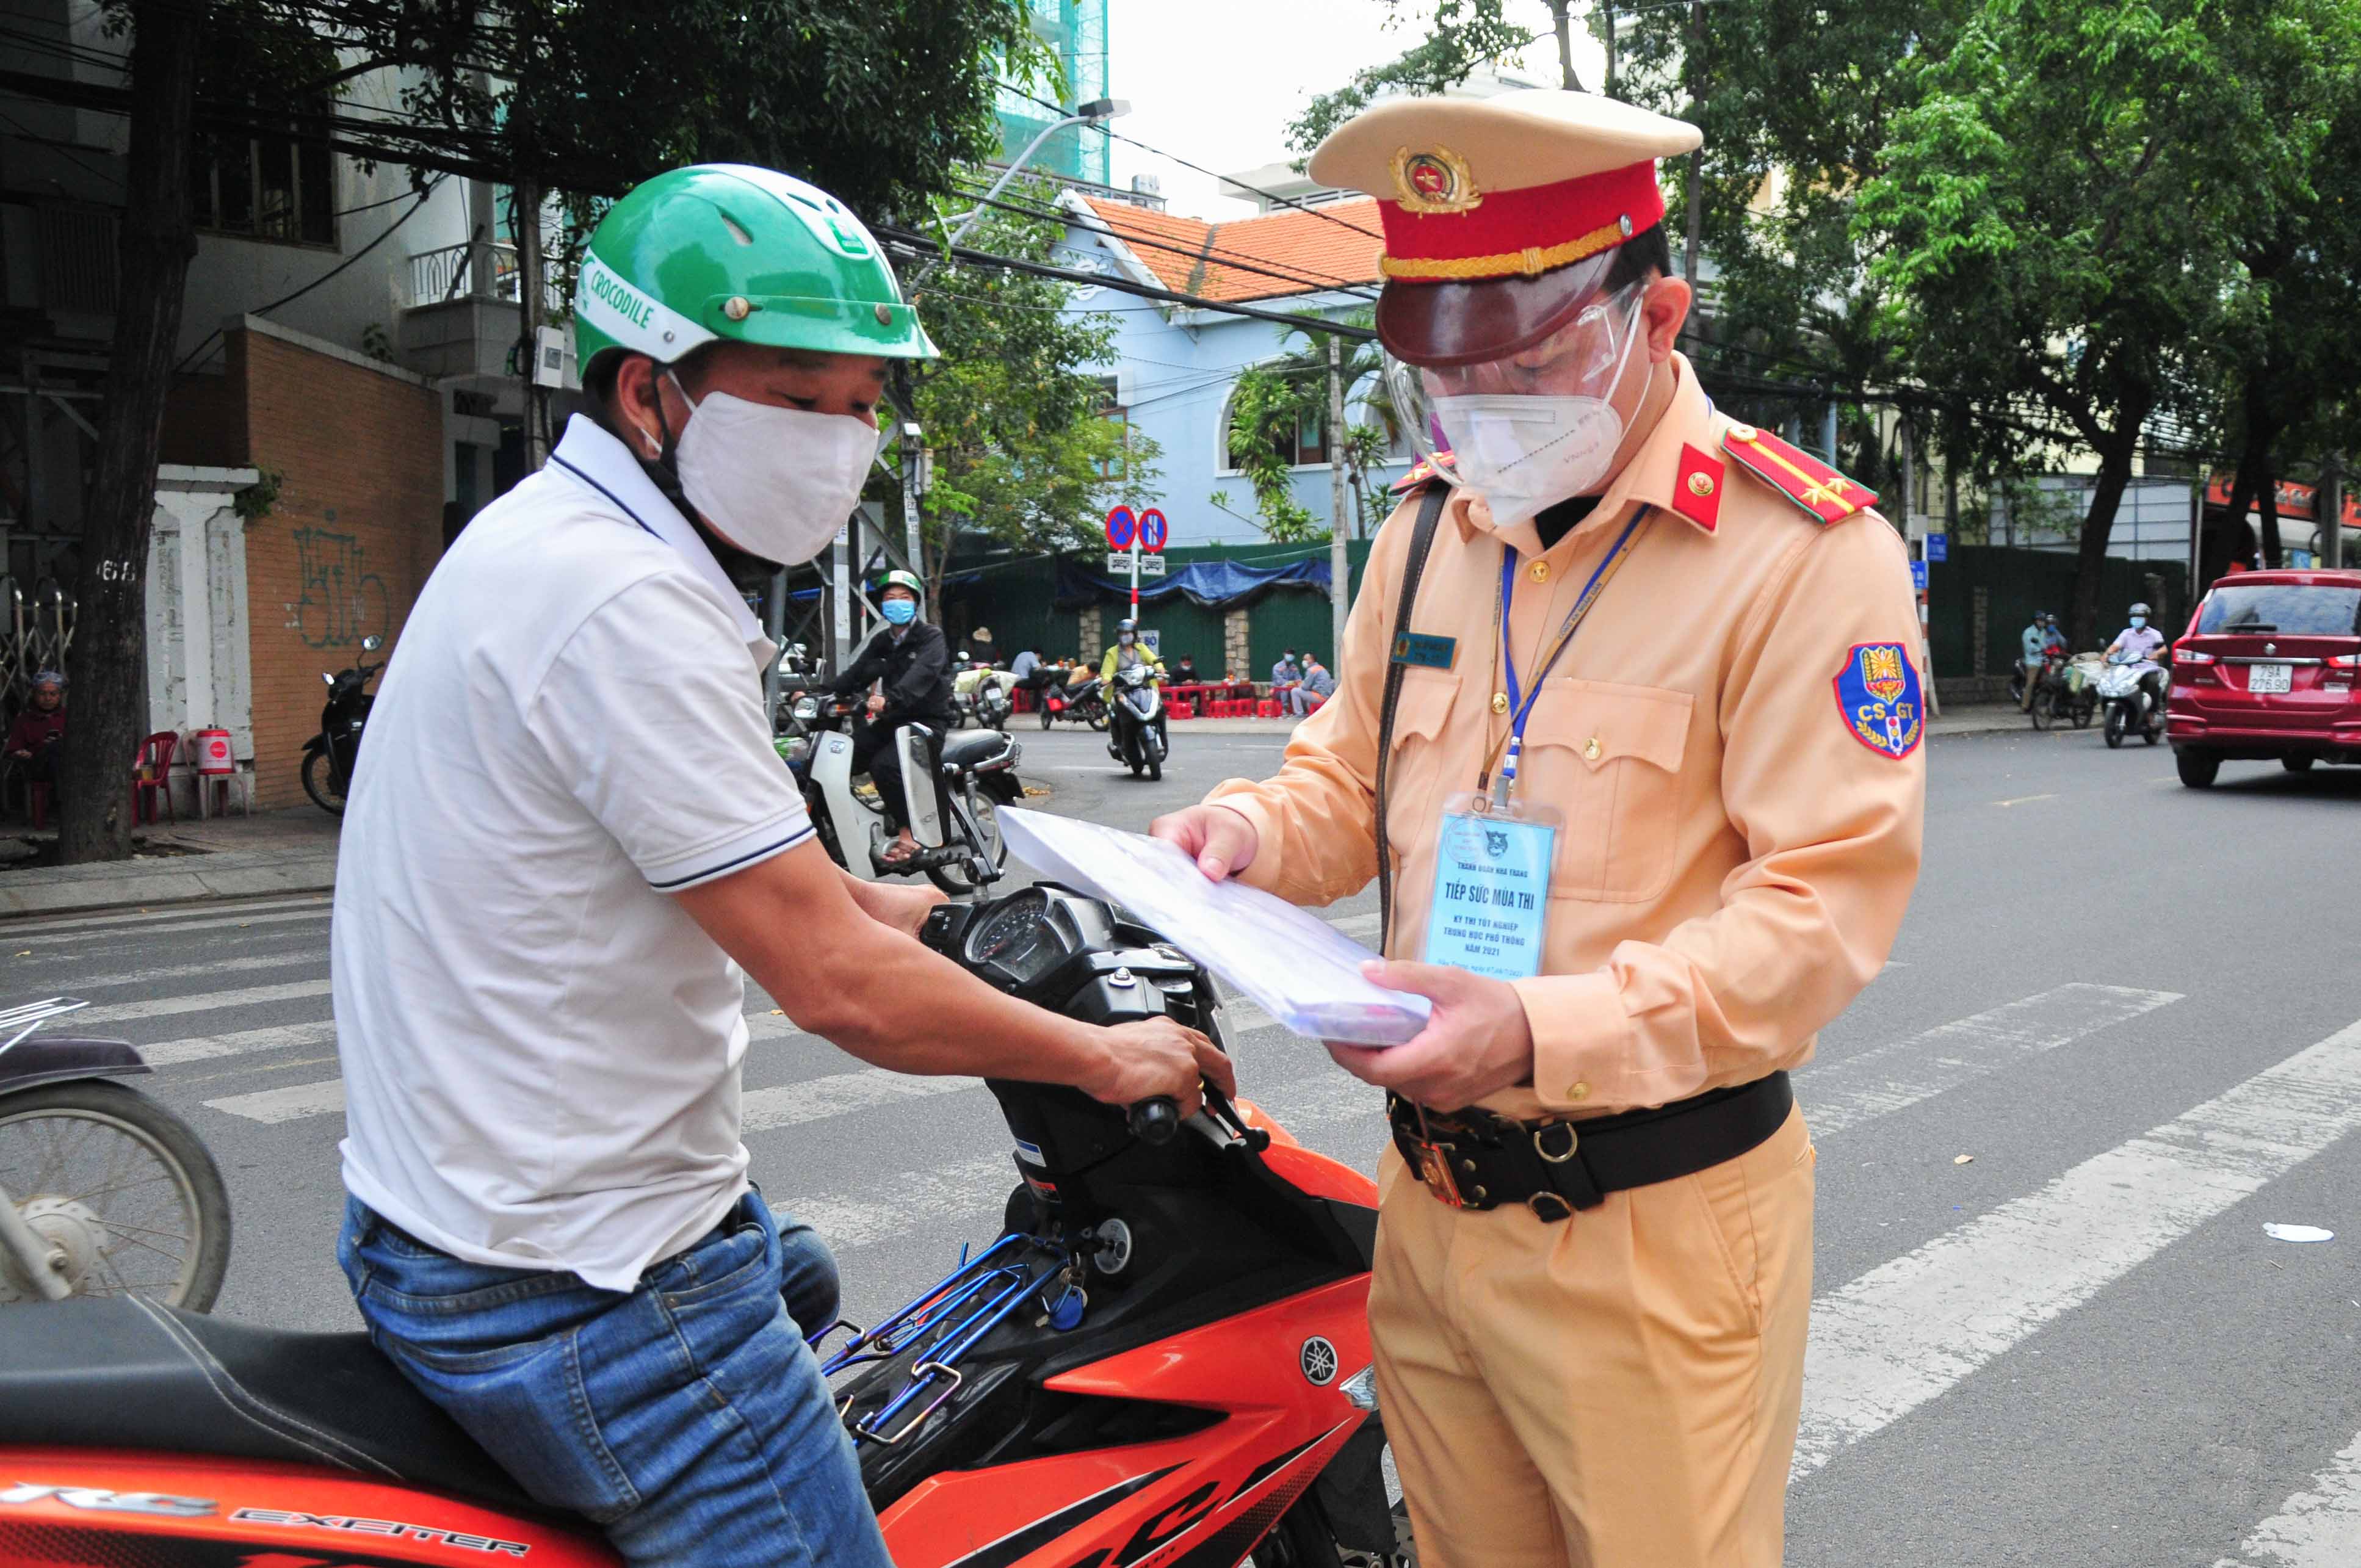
[1430,297,1650,527]
[663,375,877,566]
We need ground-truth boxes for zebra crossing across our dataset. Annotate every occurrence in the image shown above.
[10,889,2361,1563]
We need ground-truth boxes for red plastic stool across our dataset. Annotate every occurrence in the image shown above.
[1257,699,1282,718]
[1167,699,1192,720]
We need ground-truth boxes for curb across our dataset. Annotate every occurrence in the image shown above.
[0,859,338,922]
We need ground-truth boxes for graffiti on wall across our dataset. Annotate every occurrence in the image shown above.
[290,526,391,649]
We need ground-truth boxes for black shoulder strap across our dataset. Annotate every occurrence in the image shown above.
[1375,483,1452,955]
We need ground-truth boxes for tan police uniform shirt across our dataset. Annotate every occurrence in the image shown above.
[1207,353,1926,1121]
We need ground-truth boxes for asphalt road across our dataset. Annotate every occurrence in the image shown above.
[9,722,2361,1566]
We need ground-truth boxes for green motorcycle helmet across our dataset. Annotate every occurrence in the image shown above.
[573,164,938,380]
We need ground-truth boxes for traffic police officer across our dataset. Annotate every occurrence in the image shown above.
[1155,91,1925,1568]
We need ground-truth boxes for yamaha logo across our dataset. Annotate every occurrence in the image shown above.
[1300,1336,1339,1386]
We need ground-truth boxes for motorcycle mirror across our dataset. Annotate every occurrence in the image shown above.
[361,635,383,652]
[320,671,335,687]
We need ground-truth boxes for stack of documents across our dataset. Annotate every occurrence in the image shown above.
[999,807,1430,1047]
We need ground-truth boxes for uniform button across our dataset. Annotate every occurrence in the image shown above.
[1729,422,1759,442]
[1688,471,1716,497]
[1491,691,1510,714]
[1529,560,1550,582]
[1567,1081,1591,1102]
[1583,735,1601,761]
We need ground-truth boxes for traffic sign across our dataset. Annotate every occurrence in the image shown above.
[1926,532,1949,563]
[1138,508,1168,553]
[1909,559,1928,591]
[1104,505,1137,551]
[1108,552,1166,577]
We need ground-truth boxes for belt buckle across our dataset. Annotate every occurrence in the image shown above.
[1411,1137,1465,1209]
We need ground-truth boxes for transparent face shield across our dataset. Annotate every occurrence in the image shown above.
[1383,280,1650,513]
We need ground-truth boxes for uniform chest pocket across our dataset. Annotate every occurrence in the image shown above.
[1381,670,1463,864]
[1520,679,1694,903]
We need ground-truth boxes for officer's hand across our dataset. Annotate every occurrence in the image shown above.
[1150,804,1259,881]
[1326,960,1535,1110]
[1080,1019,1237,1118]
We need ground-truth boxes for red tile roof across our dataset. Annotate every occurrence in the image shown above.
[1079,195,1384,303]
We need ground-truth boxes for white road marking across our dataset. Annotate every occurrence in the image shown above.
[1992,793,2058,807]
[1800,983,2183,1138]
[142,1020,340,1066]
[742,1070,978,1132]
[206,1078,347,1124]
[75,978,333,1025]
[42,952,325,993]
[1796,1018,2361,1481]
[794,1153,1016,1251]
[2214,1425,2361,1567]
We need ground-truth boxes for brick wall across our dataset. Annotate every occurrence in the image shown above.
[228,329,444,808]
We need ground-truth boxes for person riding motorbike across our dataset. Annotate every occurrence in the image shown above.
[2104,601,2169,715]
[327,164,1228,1568]
[832,569,955,865]
[2019,611,2058,711]
[1100,618,1163,759]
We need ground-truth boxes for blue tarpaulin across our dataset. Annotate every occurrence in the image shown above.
[1053,555,1331,610]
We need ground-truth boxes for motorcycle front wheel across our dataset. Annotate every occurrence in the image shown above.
[1038,707,1055,731]
[300,746,345,814]
[1,1081,232,1311]
[1087,709,1108,732]
[2104,705,2127,748]
[2030,687,2056,731]
[2072,694,2095,729]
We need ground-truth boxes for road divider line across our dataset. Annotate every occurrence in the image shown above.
[2213,1424,2361,1567]
[35,951,327,994]
[1796,1017,2361,1482]
[143,1020,340,1066]
[1800,983,2182,1139]
[1,897,331,939]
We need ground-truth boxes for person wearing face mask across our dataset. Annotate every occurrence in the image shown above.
[1152,93,1923,1568]
[831,570,955,864]
[2105,601,2170,710]
[327,165,1229,1568]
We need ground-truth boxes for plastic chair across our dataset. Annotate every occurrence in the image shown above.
[1257,699,1283,718]
[131,731,178,826]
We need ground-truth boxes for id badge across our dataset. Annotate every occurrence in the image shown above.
[1422,792,1557,980]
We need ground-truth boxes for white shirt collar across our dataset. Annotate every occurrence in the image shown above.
[546,414,776,665]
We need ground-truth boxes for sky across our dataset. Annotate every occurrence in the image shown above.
[1104,0,1614,222]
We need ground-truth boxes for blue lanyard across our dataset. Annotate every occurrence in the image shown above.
[1494,507,1652,793]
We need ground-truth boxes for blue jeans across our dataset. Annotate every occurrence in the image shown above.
[338,1191,891,1568]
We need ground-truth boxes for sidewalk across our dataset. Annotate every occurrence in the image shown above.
[0,807,340,920]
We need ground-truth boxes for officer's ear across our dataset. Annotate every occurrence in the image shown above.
[1639,274,1692,364]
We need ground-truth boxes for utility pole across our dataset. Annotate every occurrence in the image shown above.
[900,419,925,615]
[515,178,547,472]
[2323,451,2345,571]
[1604,3,1618,98]
[1546,1,1583,92]
[1328,333,1350,665]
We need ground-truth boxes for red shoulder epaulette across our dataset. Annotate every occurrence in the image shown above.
[1721,423,1878,525]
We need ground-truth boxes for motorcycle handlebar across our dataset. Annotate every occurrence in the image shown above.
[1127,1097,1180,1146]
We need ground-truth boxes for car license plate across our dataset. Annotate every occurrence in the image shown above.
[2249,662,2293,694]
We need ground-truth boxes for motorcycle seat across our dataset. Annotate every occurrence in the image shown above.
[0,1296,539,1515]
[940,730,1016,770]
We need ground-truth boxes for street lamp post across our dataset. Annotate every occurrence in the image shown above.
[938,97,1131,258]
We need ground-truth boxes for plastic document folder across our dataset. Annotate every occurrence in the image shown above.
[999,807,1431,1046]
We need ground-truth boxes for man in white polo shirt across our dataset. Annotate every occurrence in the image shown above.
[330,165,1229,1568]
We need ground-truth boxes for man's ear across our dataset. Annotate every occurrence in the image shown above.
[1641,274,1692,362]
[609,355,665,459]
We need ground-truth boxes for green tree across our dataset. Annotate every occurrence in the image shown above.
[42,0,1045,862]
[1285,1,1536,156]
[903,182,1164,604]
[1218,320,1397,543]
[1853,0,2339,646]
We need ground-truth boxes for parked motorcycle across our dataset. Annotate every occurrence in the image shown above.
[790,696,1021,895]
[300,633,383,814]
[1038,670,1108,732]
[952,662,1014,731]
[1106,662,1169,781]
[0,997,230,1310]
[2097,649,2168,748]
[0,885,1405,1568]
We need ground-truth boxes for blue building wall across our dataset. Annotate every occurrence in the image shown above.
[1055,212,1411,548]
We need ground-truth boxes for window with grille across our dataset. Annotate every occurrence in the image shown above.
[192,109,336,247]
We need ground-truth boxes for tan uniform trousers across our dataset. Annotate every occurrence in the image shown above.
[1370,1104,1815,1568]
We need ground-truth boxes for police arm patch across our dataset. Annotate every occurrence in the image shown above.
[1832,642,1924,759]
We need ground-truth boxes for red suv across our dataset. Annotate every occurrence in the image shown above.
[2168,568,2361,787]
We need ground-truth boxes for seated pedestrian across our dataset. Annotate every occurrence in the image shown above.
[1270,649,1301,692]
[1173,653,1199,685]
[7,670,67,801]
[1286,654,1336,717]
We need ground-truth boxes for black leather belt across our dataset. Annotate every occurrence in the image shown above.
[1388,1072,1793,1223]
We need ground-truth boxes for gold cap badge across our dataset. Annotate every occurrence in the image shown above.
[1390,146,1482,215]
